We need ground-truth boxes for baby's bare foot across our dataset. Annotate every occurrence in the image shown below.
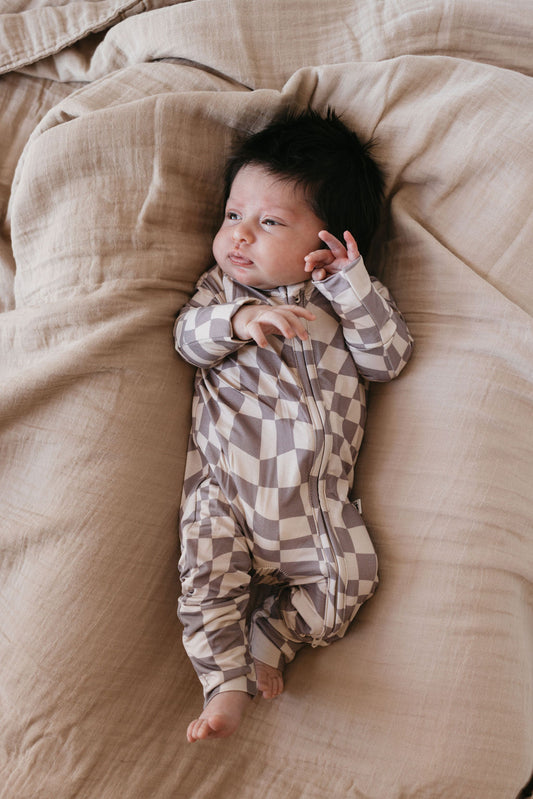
[254,659,284,699]
[187,691,251,743]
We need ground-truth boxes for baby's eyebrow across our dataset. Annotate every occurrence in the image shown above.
[263,205,297,221]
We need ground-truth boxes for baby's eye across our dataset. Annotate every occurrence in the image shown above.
[262,218,279,226]
[226,211,240,221]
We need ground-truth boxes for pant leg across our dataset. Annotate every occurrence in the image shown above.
[249,532,379,670]
[249,581,326,670]
[178,475,256,704]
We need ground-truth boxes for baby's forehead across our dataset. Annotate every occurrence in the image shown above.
[228,164,308,208]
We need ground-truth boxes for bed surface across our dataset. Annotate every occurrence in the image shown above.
[1,1,532,797]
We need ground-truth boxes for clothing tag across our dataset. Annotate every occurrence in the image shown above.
[353,498,363,515]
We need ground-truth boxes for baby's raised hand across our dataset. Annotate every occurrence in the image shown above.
[233,304,316,348]
[304,230,360,282]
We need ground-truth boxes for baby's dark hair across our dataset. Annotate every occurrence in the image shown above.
[223,107,385,257]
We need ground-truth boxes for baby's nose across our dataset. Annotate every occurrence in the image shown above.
[232,221,253,243]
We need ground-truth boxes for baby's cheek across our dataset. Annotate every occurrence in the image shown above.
[212,229,225,263]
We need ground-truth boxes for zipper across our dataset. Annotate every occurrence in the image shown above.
[285,286,340,642]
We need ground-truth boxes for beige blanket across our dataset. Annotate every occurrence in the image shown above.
[1,1,532,797]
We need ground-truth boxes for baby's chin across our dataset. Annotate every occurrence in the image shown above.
[219,262,268,290]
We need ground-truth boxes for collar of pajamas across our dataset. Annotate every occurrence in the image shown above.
[174,256,413,704]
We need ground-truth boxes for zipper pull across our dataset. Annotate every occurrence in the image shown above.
[292,288,304,305]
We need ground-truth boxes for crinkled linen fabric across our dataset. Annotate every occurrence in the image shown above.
[1,1,532,797]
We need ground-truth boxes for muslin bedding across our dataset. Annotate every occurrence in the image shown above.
[1,1,532,797]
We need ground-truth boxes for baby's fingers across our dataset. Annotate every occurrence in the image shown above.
[341,230,360,260]
[267,309,310,341]
[311,267,328,282]
[318,230,348,258]
[247,321,270,348]
[286,305,316,321]
[251,307,315,347]
[304,248,335,273]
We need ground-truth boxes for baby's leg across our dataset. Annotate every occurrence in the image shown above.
[180,475,257,740]
[187,691,252,743]
[247,583,285,699]
[250,577,362,672]
[249,587,311,677]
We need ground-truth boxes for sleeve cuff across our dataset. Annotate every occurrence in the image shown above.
[312,255,372,301]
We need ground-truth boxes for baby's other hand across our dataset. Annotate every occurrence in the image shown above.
[304,230,360,281]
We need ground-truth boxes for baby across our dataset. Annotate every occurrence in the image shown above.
[174,108,413,742]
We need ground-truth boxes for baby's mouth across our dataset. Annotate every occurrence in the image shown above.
[229,251,254,267]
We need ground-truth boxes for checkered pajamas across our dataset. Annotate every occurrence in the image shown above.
[174,256,413,703]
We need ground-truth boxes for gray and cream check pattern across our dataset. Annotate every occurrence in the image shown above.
[175,256,413,702]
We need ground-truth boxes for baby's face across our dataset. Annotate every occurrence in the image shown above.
[213,164,325,290]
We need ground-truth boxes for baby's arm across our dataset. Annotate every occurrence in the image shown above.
[174,268,266,367]
[308,230,413,381]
